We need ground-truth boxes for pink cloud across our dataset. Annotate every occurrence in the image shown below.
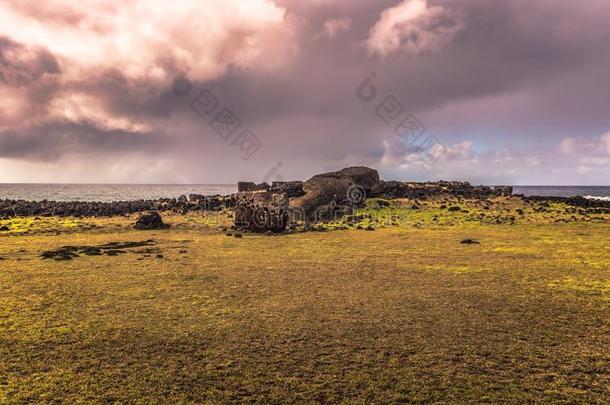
[366,0,464,57]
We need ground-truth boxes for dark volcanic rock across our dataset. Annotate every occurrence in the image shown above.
[234,191,289,233]
[134,212,170,230]
[461,239,481,244]
[493,186,513,196]
[237,182,259,192]
[270,181,305,198]
[41,240,156,261]
[188,194,206,203]
[373,180,513,200]
[0,194,237,218]
[524,195,610,212]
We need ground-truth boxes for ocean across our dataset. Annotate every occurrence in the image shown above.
[0,184,236,202]
[0,184,608,202]
[512,186,610,201]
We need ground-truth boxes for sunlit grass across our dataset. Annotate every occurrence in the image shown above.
[0,197,608,402]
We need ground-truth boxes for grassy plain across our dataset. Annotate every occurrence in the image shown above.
[0,197,608,403]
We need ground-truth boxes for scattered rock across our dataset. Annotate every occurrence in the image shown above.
[188,194,206,203]
[40,247,79,261]
[41,240,156,261]
[460,239,480,244]
[134,212,169,230]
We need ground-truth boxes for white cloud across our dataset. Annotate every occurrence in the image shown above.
[559,132,610,167]
[0,0,299,145]
[366,0,464,57]
[317,18,352,39]
[0,0,298,82]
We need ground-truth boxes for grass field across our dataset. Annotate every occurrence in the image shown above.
[0,198,609,403]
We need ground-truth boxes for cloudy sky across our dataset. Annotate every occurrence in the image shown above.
[1,0,609,185]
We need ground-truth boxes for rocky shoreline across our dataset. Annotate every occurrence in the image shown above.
[1,167,609,220]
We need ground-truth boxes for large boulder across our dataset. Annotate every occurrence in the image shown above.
[233,191,289,233]
[134,212,169,230]
[237,182,259,192]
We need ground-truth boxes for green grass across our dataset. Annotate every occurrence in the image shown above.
[0,198,609,403]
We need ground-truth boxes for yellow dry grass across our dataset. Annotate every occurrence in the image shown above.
[0,199,608,403]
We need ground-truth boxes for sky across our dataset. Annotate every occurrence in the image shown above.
[0,0,609,185]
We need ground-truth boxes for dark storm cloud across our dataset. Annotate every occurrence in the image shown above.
[212,0,610,127]
[0,36,61,87]
[0,0,609,183]
[0,119,170,161]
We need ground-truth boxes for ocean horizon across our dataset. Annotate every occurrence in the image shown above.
[0,184,608,202]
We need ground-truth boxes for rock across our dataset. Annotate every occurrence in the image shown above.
[494,186,513,196]
[460,239,480,244]
[237,182,259,192]
[270,181,305,198]
[376,181,408,198]
[448,206,461,212]
[177,195,188,203]
[234,191,289,233]
[134,212,170,230]
[40,246,79,261]
[188,194,206,203]
[0,225,9,231]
